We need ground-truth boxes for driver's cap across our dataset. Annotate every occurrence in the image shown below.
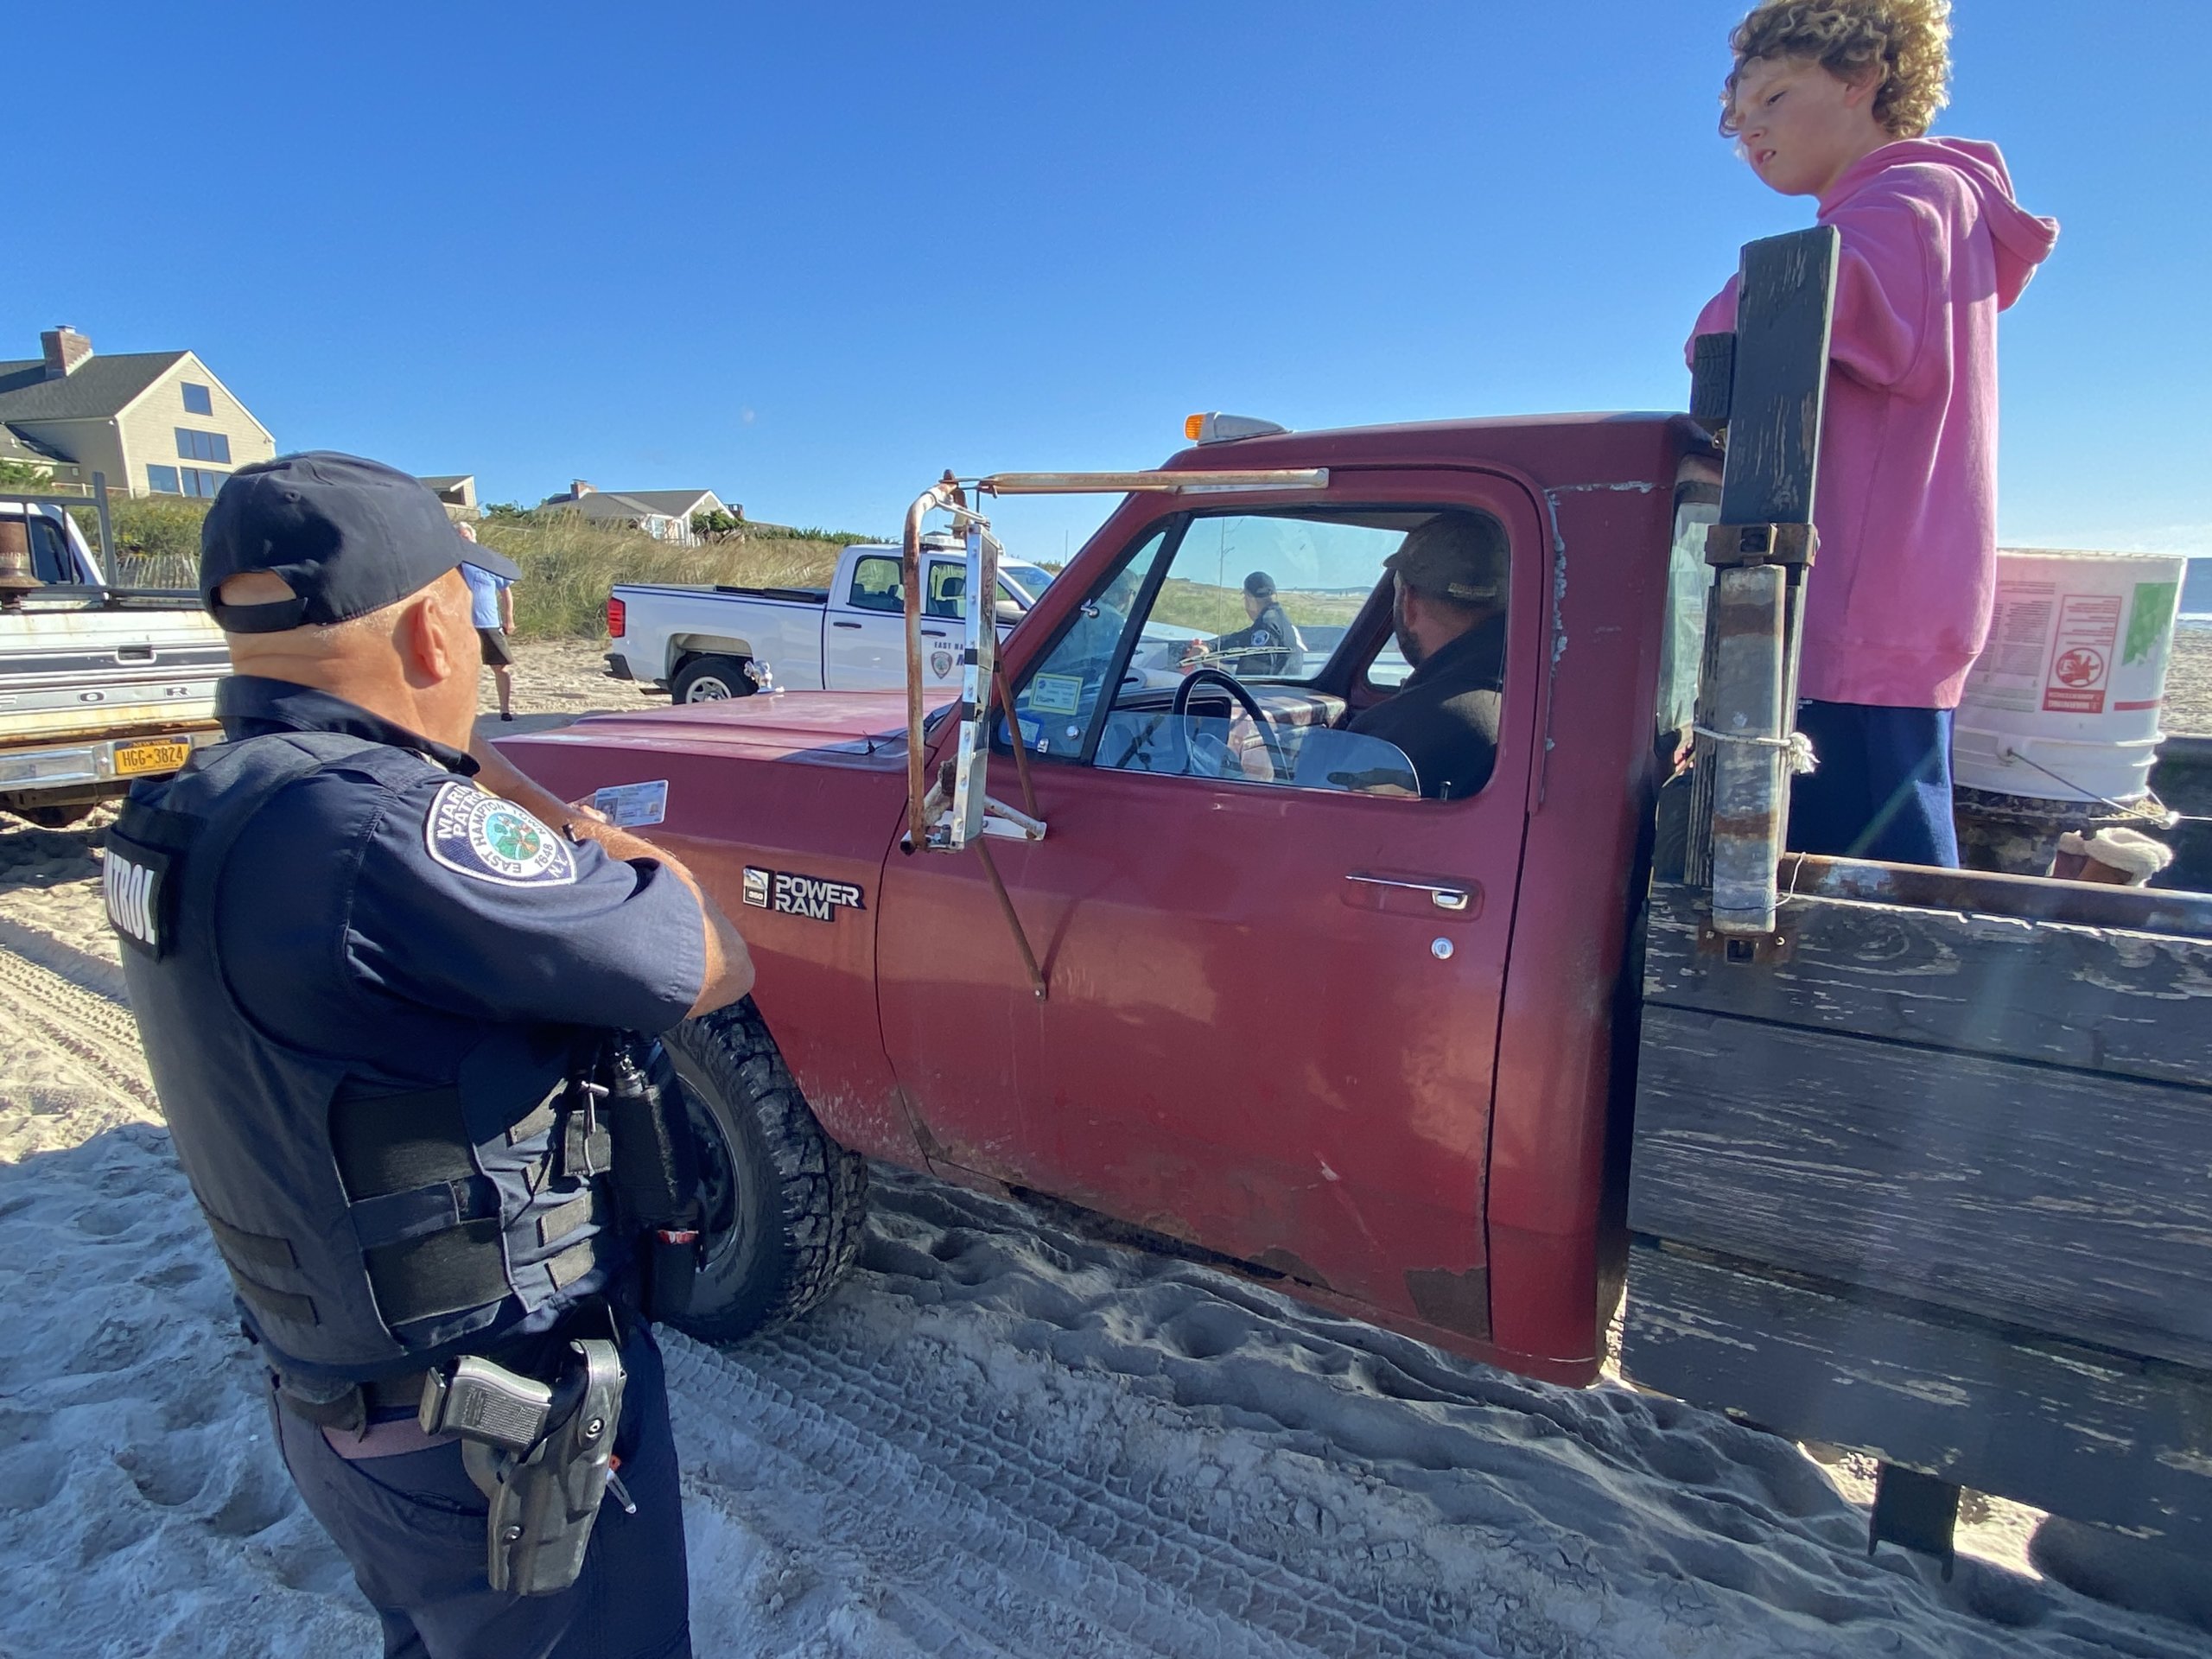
[1384,514,1506,606]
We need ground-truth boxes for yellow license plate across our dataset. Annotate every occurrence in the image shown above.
[114,739,191,776]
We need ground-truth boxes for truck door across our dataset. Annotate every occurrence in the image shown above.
[875,477,1543,1342]
[823,551,969,694]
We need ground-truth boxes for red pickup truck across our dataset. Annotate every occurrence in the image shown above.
[508,236,2212,1568]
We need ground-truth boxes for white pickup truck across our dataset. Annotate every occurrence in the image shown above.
[605,538,1063,702]
[0,497,229,827]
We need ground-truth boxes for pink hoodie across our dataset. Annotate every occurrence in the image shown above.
[1689,138,2058,708]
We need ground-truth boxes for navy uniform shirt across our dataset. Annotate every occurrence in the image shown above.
[208,677,706,1092]
[1203,601,1306,678]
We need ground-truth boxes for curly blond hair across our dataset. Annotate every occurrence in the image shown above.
[1720,0,1952,138]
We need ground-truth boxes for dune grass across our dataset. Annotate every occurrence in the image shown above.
[1147,576,1370,637]
[60,495,209,590]
[474,516,866,639]
[63,491,883,638]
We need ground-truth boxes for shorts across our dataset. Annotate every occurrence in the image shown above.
[478,626,514,668]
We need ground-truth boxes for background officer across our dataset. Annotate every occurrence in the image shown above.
[107,453,752,1658]
[1181,569,1306,678]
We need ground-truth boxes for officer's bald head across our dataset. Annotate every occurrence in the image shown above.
[219,568,481,747]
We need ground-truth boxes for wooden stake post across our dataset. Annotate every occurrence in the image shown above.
[1685,226,1840,934]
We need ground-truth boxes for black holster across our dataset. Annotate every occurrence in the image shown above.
[426,1338,627,1597]
[601,1036,702,1319]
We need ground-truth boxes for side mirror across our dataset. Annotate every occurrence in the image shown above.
[995,597,1025,625]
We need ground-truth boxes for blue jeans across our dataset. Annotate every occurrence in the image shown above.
[1788,700,1961,868]
[271,1319,690,1659]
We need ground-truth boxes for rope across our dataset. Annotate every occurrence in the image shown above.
[1985,747,2208,827]
[1694,724,1819,776]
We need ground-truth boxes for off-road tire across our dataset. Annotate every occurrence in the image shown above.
[671,654,754,703]
[660,999,867,1343]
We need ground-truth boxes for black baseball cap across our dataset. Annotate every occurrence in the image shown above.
[1384,514,1506,607]
[1243,570,1277,598]
[199,451,519,633]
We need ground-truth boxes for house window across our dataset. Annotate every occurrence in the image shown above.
[181,383,213,416]
[147,465,182,494]
[181,467,228,499]
[176,428,232,463]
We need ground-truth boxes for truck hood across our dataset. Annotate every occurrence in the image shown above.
[501,688,918,768]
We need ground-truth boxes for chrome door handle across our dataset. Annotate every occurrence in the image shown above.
[1345,874,1471,912]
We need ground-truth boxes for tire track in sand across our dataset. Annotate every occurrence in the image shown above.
[0,942,156,1117]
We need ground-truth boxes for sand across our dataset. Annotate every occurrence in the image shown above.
[1,642,2207,1656]
[2167,624,2211,736]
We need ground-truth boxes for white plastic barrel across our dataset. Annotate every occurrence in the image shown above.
[1955,550,2189,803]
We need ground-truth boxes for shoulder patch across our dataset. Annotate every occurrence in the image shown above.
[423,781,576,887]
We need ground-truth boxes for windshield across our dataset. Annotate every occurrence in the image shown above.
[1001,563,1056,605]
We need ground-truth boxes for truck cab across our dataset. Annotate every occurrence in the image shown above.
[515,410,1706,1380]
[0,494,229,826]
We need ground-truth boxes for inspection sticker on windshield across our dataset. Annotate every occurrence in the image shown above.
[1027,674,1084,715]
[589,779,669,828]
[742,866,866,922]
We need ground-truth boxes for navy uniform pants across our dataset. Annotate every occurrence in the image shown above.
[271,1319,691,1659]
[1789,699,1961,868]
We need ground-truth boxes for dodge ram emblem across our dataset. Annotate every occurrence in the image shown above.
[742,866,866,921]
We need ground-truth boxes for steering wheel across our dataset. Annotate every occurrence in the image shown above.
[1172,666,1289,783]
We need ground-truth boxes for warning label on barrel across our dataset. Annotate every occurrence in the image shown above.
[2042,594,2121,715]
[1962,582,2055,712]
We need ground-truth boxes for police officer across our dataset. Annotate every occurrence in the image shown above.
[105,453,753,1658]
[1181,570,1306,679]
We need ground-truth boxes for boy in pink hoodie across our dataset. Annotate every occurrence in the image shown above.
[1690,0,2057,867]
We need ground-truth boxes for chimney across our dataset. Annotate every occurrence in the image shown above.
[40,327,92,379]
[570,480,595,498]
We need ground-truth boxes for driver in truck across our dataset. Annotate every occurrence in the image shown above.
[1344,514,1508,801]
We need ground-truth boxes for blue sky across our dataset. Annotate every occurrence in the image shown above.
[17,2,2208,563]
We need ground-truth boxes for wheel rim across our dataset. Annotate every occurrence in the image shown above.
[683,677,734,702]
[677,1077,743,1274]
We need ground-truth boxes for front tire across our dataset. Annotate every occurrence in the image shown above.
[671,655,754,703]
[659,1001,867,1343]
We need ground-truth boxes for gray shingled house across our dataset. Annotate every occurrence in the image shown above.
[0,327,276,498]
[538,480,735,545]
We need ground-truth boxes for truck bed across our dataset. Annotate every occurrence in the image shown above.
[614,580,829,606]
[1623,860,2212,1553]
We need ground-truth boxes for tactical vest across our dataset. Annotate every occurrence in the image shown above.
[108,729,620,1383]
